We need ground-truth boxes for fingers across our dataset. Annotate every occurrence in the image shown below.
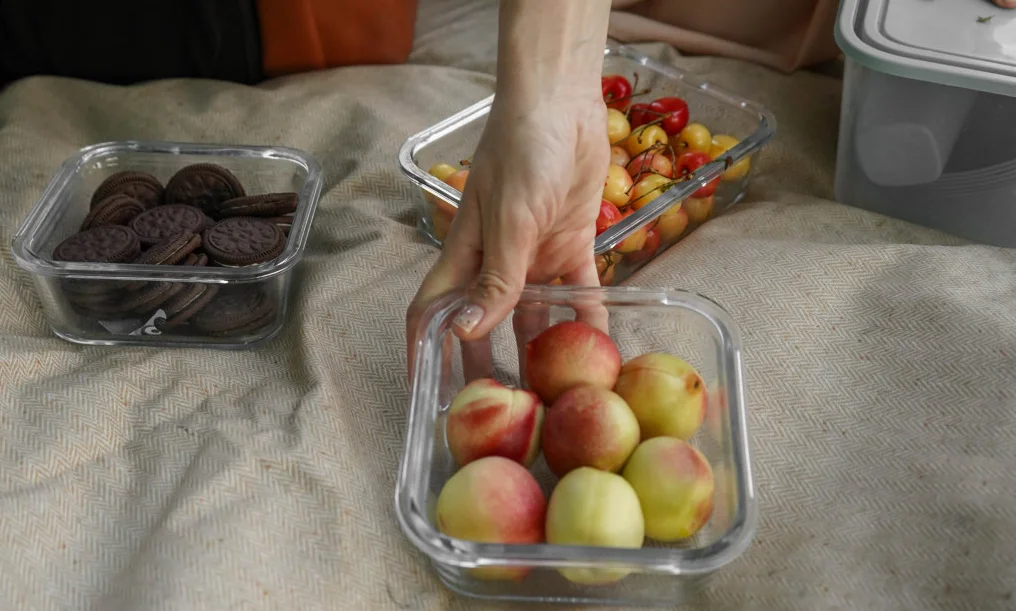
[513,302,550,388]
[561,253,610,334]
[994,0,1016,7]
[406,207,481,384]
[452,213,536,341]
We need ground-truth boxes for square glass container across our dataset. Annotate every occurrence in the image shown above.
[396,285,756,606]
[11,140,323,349]
[398,43,776,286]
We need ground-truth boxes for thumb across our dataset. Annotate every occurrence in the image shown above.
[452,218,535,341]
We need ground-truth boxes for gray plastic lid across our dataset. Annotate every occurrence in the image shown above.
[837,0,1016,97]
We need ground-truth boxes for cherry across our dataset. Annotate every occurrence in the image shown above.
[675,151,719,198]
[650,97,690,136]
[627,148,674,181]
[656,205,690,243]
[625,124,668,157]
[628,103,658,130]
[596,199,624,236]
[612,210,648,254]
[629,173,674,210]
[603,164,633,207]
[610,145,631,168]
[625,227,661,264]
[606,108,632,144]
[602,75,634,112]
[595,253,617,286]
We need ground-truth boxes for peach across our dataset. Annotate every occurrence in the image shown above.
[546,467,645,585]
[446,378,545,468]
[428,162,459,182]
[436,456,547,580]
[525,321,622,404]
[684,195,715,224]
[541,385,640,478]
[656,205,689,243]
[613,352,706,441]
[622,437,714,541]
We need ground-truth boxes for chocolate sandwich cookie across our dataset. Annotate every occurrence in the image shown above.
[53,225,141,263]
[164,163,246,213]
[182,252,209,267]
[211,192,298,219]
[129,204,210,245]
[202,217,286,267]
[80,194,147,231]
[263,215,293,236]
[191,285,275,336]
[90,171,164,210]
[124,231,203,290]
[120,281,185,315]
[157,283,220,331]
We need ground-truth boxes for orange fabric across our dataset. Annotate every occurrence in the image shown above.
[257,0,417,77]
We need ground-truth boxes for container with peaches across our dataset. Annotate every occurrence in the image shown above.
[396,285,755,605]
[399,43,776,285]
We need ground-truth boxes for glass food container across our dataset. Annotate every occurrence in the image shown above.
[398,43,776,286]
[396,285,756,606]
[11,140,324,349]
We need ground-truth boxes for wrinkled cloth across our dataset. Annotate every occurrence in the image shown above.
[0,0,1014,610]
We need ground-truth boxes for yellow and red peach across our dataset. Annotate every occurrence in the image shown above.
[445,378,545,468]
[541,385,640,478]
[436,456,547,581]
[546,467,645,585]
[525,321,622,404]
[622,437,714,541]
[613,352,706,441]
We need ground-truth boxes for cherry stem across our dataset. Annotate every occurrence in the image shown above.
[608,86,652,107]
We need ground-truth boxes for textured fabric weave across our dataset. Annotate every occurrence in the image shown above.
[1,0,1015,609]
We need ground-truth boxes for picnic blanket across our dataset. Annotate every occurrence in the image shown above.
[1,0,1014,609]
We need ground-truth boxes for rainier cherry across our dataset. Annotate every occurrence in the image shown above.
[678,123,712,154]
[675,151,719,198]
[629,173,673,211]
[627,149,674,181]
[602,75,633,112]
[603,164,633,208]
[596,199,624,236]
[612,211,648,254]
[625,125,668,157]
[709,134,751,181]
[625,227,661,264]
[607,108,632,144]
[610,146,632,168]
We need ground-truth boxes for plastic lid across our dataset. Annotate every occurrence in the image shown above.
[837,0,1016,97]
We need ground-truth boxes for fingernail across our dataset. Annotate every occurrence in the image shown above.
[453,304,484,334]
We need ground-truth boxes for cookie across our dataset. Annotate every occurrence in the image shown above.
[133,232,202,266]
[202,217,286,267]
[164,163,246,213]
[52,225,141,263]
[158,283,220,330]
[263,215,294,236]
[211,192,298,219]
[129,204,210,245]
[182,252,209,267]
[120,282,184,315]
[90,171,164,210]
[191,285,275,336]
[80,194,146,231]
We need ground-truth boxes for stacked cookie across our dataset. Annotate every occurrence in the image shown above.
[52,163,298,337]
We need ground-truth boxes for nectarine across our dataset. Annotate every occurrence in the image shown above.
[622,437,714,542]
[446,378,545,468]
[525,321,622,404]
[541,385,640,478]
[613,352,706,441]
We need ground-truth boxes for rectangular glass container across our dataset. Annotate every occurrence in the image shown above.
[398,43,776,286]
[11,140,323,349]
[396,285,756,606]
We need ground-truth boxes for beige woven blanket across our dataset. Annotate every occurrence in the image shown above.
[1,0,1014,609]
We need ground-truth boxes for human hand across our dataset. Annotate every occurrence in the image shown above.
[405,0,613,380]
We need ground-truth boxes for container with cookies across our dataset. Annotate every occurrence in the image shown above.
[11,140,323,348]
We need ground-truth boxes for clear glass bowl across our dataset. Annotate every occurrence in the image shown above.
[396,285,756,606]
[398,43,777,286]
[11,140,324,349]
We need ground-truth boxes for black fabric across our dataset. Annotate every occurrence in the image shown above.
[0,0,264,88]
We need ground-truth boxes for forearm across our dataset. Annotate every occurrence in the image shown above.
[495,0,611,109]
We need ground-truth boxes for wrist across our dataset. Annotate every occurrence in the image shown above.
[494,0,611,111]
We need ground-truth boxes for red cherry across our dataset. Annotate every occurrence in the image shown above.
[625,227,661,264]
[628,103,658,130]
[675,151,719,198]
[596,199,624,235]
[650,97,690,136]
[602,75,633,112]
